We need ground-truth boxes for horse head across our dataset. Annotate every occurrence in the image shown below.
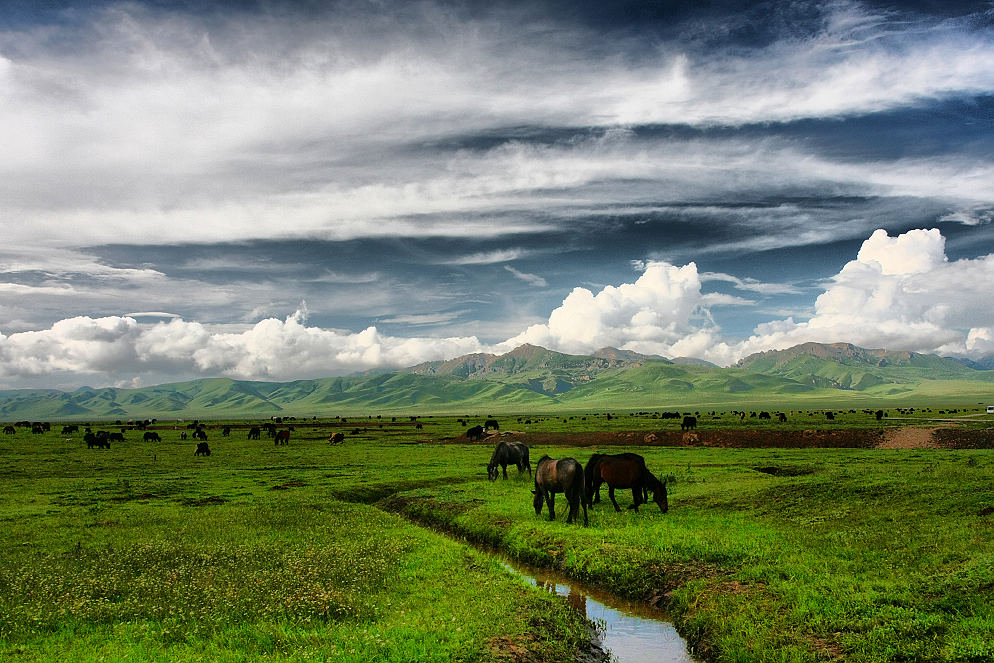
[650,475,669,513]
[531,488,544,514]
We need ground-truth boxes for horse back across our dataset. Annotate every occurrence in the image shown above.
[599,456,643,488]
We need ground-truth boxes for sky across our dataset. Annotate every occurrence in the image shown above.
[2,0,994,390]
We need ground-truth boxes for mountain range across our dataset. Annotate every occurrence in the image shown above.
[1,342,992,420]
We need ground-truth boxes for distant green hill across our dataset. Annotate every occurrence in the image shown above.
[1,343,992,420]
[735,342,993,390]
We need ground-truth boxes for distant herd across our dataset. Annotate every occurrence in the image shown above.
[9,407,960,528]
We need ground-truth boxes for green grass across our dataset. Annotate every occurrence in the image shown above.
[0,425,591,662]
[4,412,994,661]
[385,445,994,662]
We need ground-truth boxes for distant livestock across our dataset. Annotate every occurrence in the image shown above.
[85,433,110,449]
[777,412,787,422]
[247,427,261,440]
[108,432,125,443]
[195,442,211,456]
[274,430,290,446]
[487,440,531,481]
[222,426,231,437]
[466,425,485,441]
[484,419,500,431]
[143,431,161,442]
[2,425,14,435]
[193,429,208,442]
[180,432,188,440]
[681,416,697,431]
[329,432,345,444]
[532,455,587,526]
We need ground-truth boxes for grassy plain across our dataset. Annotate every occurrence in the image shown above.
[2,408,994,662]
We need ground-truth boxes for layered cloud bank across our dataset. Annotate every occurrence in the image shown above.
[2,229,992,387]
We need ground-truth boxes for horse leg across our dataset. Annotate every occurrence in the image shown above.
[629,486,640,512]
[566,496,575,524]
[608,485,621,512]
[503,463,508,479]
[546,492,556,521]
[590,477,602,505]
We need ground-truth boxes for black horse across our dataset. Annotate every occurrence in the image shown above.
[585,453,668,513]
[532,455,587,526]
[487,440,531,480]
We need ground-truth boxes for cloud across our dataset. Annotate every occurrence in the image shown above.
[723,228,994,361]
[2,2,993,256]
[3,228,994,386]
[499,262,710,355]
[700,271,803,295]
[442,249,528,266]
[501,228,994,365]
[504,266,548,288]
[0,309,487,384]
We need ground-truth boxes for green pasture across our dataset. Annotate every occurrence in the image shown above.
[2,411,994,662]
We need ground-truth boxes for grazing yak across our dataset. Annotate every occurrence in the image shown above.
[84,432,110,449]
[466,425,485,441]
[681,416,697,431]
[2,425,14,435]
[484,419,500,431]
[193,429,208,442]
[195,442,211,456]
[143,431,161,442]
[329,432,345,444]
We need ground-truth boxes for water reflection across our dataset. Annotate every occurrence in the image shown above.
[505,562,696,663]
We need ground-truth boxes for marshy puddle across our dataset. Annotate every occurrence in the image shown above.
[500,558,697,663]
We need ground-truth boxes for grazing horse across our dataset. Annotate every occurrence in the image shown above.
[274,429,290,445]
[587,453,668,513]
[247,426,261,440]
[532,455,587,526]
[487,440,531,480]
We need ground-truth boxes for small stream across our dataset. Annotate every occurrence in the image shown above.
[499,557,697,663]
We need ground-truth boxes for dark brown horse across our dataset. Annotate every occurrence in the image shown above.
[585,453,668,513]
[532,455,587,526]
[487,440,531,480]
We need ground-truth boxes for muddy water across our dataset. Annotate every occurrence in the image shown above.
[500,558,697,663]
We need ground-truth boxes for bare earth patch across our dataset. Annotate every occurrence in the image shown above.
[877,427,940,449]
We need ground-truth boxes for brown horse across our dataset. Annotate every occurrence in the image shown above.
[586,453,668,513]
[532,455,587,526]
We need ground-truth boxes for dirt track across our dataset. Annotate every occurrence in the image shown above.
[441,426,994,449]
